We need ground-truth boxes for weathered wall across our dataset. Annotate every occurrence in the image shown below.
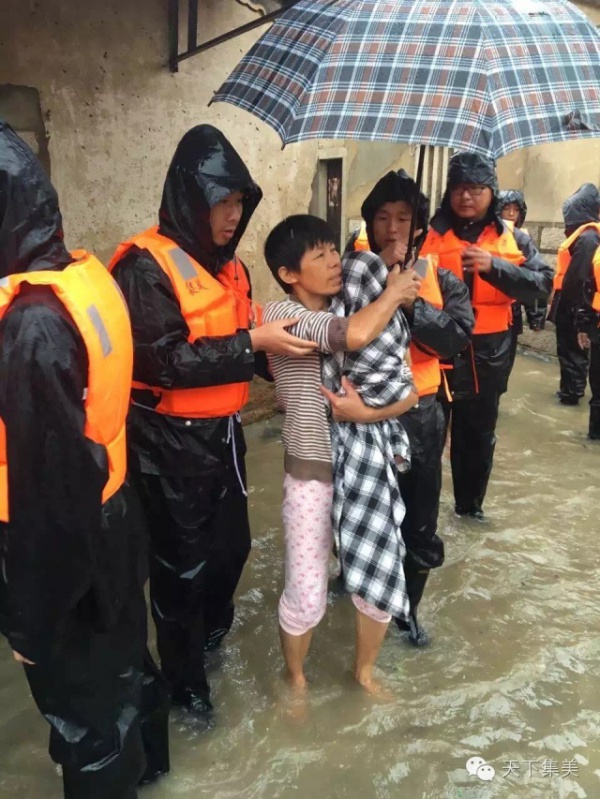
[0,0,319,302]
[1,0,598,300]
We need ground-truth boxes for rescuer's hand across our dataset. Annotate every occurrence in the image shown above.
[249,317,318,357]
[577,332,591,350]
[379,230,422,268]
[462,246,493,274]
[380,239,409,268]
[12,650,35,666]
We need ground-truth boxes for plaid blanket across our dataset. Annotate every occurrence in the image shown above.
[322,251,414,619]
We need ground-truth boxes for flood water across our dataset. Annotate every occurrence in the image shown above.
[1,352,599,799]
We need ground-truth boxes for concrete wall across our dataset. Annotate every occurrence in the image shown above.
[0,0,319,302]
[1,0,598,302]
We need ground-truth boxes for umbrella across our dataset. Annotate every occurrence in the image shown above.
[212,0,600,156]
[211,0,600,252]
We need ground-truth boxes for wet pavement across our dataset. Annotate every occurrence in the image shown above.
[1,352,599,799]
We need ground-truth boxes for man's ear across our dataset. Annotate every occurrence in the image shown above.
[278,265,299,289]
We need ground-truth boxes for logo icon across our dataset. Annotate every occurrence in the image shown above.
[466,756,496,782]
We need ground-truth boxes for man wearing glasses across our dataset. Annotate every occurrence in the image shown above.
[421,153,552,522]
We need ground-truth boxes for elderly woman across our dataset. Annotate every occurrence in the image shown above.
[421,153,552,521]
[322,249,419,691]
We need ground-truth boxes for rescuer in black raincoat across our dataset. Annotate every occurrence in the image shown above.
[110,125,315,721]
[497,190,546,377]
[351,170,474,645]
[550,184,600,411]
[0,122,170,799]
[421,153,552,520]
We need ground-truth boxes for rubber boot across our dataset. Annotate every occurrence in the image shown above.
[138,648,171,786]
[589,406,600,440]
[138,703,171,786]
[395,566,431,647]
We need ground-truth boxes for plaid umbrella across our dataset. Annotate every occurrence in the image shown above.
[211,0,600,159]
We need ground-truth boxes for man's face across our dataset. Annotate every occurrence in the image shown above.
[500,202,521,224]
[210,191,244,246]
[372,201,413,251]
[449,185,494,221]
[279,242,342,298]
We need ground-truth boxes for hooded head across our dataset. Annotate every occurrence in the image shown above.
[497,189,527,228]
[159,125,263,274]
[0,120,71,278]
[562,183,600,235]
[360,169,430,255]
[439,152,498,226]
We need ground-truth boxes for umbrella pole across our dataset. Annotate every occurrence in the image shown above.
[406,145,426,266]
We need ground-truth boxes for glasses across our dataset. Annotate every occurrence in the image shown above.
[450,185,488,197]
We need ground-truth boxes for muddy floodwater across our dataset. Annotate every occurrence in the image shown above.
[1,353,599,799]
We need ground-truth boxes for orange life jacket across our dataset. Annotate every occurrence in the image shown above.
[354,221,370,252]
[421,224,525,335]
[554,222,600,295]
[505,220,530,238]
[409,256,447,398]
[0,252,132,523]
[109,227,256,419]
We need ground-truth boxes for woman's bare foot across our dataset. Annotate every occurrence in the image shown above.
[354,668,393,699]
[285,670,308,692]
[275,672,310,723]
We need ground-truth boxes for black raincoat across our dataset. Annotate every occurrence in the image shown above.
[0,121,169,799]
[552,184,600,414]
[359,170,474,634]
[497,189,545,374]
[428,153,552,514]
[111,125,264,707]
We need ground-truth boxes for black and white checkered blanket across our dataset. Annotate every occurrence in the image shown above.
[322,251,414,618]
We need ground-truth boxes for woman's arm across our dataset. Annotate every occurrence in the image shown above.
[320,376,419,423]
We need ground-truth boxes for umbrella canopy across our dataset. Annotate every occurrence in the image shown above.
[211,0,600,158]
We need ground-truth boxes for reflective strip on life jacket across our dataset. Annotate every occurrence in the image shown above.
[420,224,525,335]
[554,222,600,292]
[109,226,252,419]
[0,252,132,522]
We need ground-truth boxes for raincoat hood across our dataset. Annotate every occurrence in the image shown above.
[445,152,498,193]
[158,125,263,274]
[360,169,430,254]
[0,120,71,278]
[497,190,528,228]
[562,183,600,232]
[435,152,501,234]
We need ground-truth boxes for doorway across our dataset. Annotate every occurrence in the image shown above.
[310,156,345,251]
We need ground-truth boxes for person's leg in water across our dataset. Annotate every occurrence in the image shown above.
[555,301,588,404]
[352,595,391,694]
[588,337,600,439]
[278,475,334,690]
[279,629,314,691]
[133,472,215,723]
[203,421,251,652]
[396,398,445,646]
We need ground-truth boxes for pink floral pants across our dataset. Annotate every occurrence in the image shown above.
[279,474,391,636]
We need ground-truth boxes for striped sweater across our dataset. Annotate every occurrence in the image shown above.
[262,296,348,482]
